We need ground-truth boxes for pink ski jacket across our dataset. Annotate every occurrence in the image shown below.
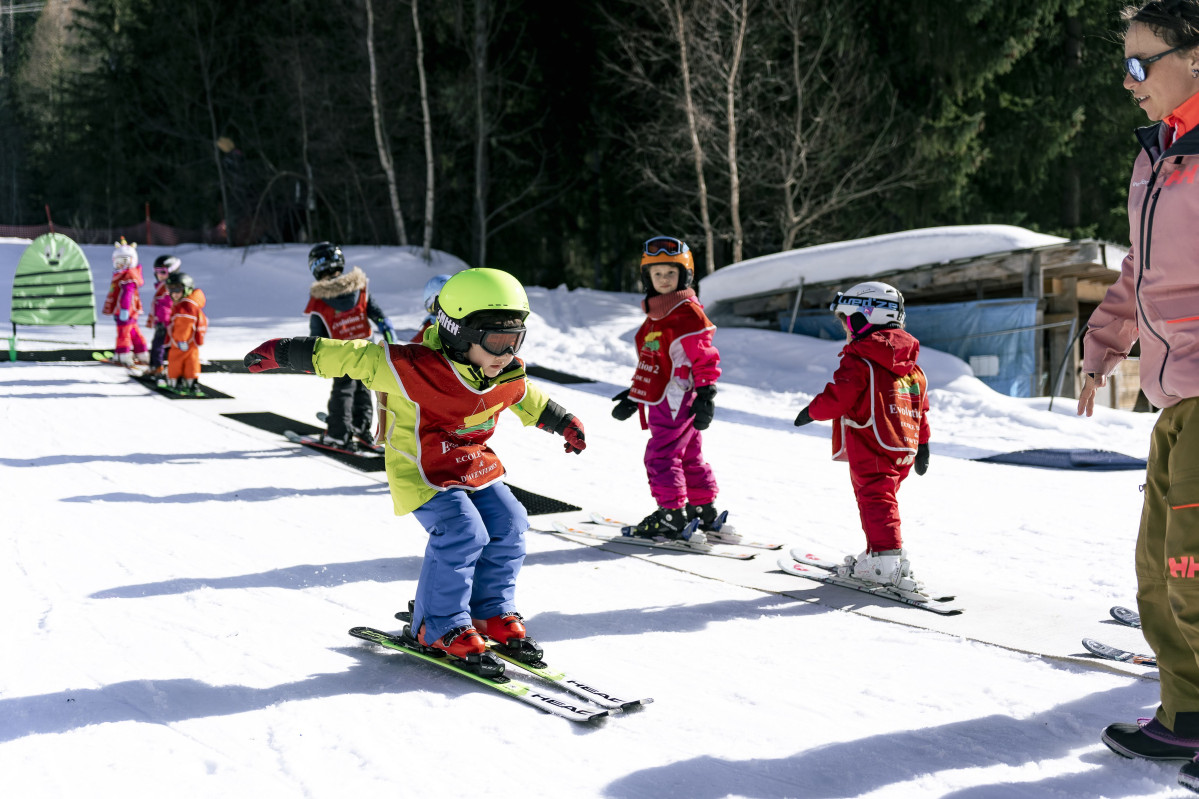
[1083,123,1199,409]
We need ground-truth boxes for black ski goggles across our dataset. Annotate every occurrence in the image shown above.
[643,236,689,257]
[1124,45,1183,82]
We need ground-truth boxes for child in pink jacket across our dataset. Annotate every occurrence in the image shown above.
[146,254,180,378]
[101,239,147,367]
[611,237,726,542]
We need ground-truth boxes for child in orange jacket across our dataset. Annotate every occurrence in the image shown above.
[164,272,208,394]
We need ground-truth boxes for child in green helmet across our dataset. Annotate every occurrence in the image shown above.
[244,268,586,675]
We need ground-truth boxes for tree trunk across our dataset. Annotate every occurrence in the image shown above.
[413,0,435,261]
[365,0,408,246]
[187,5,231,246]
[472,0,490,269]
[724,0,747,264]
[667,0,715,276]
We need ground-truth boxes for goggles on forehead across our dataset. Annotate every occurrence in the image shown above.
[1124,45,1183,82]
[643,236,689,257]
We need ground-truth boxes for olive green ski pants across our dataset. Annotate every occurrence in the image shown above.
[1137,397,1199,735]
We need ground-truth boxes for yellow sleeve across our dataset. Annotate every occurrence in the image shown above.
[509,379,551,427]
[311,339,402,393]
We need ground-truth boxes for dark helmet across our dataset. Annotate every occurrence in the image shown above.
[153,254,181,273]
[165,271,195,295]
[308,242,344,279]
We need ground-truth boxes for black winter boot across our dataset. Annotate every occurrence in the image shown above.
[1103,720,1199,761]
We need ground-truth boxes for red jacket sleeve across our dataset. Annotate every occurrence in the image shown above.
[807,354,870,423]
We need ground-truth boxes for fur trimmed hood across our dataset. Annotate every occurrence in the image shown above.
[309,266,367,300]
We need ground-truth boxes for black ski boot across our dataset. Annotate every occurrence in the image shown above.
[686,503,723,531]
[625,507,691,540]
[687,503,739,543]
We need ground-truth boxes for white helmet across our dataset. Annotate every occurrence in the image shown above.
[423,274,453,314]
[830,281,905,337]
[112,239,138,272]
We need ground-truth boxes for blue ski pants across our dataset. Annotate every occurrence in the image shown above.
[410,482,529,644]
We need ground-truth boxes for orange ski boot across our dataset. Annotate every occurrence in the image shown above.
[473,613,544,664]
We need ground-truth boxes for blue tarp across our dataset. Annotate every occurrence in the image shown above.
[975,449,1147,471]
[780,297,1039,397]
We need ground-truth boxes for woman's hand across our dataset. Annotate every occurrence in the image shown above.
[1077,373,1107,417]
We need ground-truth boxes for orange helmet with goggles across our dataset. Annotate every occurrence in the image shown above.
[640,236,694,294]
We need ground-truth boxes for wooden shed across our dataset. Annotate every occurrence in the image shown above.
[701,234,1140,408]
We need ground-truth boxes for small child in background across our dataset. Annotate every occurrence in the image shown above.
[102,239,148,367]
[611,236,727,542]
[413,273,452,343]
[146,254,181,379]
[164,272,208,394]
[793,281,930,596]
[305,242,396,450]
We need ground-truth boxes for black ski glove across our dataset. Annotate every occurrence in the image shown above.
[243,337,317,373]
[611,389,638,421]
[794,406,813,426]
[689,385,716,430]
[914,442,930,475]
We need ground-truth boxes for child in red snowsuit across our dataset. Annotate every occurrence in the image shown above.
[101,239,148,367]
[794,281,931,593]
[611,237,725,542]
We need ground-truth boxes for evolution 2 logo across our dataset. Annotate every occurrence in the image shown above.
[641,331,663,352]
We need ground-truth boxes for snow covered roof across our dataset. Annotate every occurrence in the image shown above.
[697,224,1120,308]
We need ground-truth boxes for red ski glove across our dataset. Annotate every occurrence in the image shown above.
[244,339,285,372]
[561,415,586,454]
[243,337,317,374]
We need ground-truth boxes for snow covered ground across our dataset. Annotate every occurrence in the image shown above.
[0,239,1182,798]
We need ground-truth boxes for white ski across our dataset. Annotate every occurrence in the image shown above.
[541,521,756,560]
[777,555,964,615]
[586,511,781,550]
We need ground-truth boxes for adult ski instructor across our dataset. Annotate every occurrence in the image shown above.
[1080,2,1199,789]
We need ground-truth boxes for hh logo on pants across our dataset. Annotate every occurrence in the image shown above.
[1169,556,1199,578]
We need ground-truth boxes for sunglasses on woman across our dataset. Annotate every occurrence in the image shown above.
[1125,45,1183,82]
[643,236,690,257]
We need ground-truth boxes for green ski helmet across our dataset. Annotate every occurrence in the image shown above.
[435,268,530,361]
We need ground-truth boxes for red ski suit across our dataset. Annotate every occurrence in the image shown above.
[807,328,930,552]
